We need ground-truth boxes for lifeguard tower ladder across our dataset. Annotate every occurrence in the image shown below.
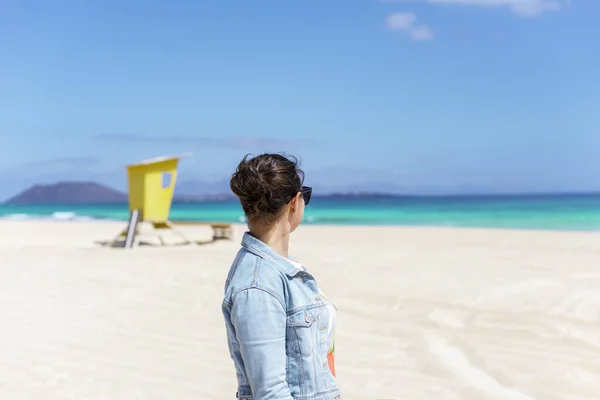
[112,154,191,248]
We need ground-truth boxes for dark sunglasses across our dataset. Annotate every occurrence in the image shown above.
[288,186,312,206]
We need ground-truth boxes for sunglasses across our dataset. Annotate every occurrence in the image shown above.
[288,186,312,206]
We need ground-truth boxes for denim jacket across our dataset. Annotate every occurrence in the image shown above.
[222,233,342,400]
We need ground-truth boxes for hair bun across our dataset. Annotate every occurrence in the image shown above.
[230,161,271,202]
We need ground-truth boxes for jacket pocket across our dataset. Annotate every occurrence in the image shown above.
[287,308,320,356]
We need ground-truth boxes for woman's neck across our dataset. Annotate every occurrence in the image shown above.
[250,221,290,258]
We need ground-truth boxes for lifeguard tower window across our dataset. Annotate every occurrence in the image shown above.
[162,172,173,189]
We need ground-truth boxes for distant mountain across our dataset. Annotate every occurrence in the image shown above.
[175,193,236,202]
[5,181,128,205]
[175,178,232,196]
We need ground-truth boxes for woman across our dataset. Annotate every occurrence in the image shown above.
[222,153,341,400]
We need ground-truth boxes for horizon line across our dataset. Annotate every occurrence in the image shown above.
[4,191,600,206]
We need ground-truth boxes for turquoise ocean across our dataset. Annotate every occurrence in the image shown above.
[1,194,600,231]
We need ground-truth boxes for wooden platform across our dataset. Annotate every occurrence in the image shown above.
[110,219,234,248]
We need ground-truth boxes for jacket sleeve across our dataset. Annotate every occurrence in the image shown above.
[231,287,293,400]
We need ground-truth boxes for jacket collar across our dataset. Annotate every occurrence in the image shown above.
[241,232,302,277]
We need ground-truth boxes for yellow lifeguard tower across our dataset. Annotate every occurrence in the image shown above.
[127,154,186,223]
[112,154,192,247]
[110,153,233,248]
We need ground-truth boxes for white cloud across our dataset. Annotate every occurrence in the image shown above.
[386,12,434,41]
[386,12,417,30]
[410,25,435,41]
[425,0,567,17]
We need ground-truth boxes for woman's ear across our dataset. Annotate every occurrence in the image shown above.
[289,192,301,212]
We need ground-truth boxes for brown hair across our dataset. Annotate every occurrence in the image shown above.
[230,153,304,225]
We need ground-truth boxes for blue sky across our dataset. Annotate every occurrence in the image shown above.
[1,0,598,198]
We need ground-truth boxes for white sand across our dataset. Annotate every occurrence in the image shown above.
[0,220,599,400]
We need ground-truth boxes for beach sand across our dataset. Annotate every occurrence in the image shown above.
[0,220,599,400]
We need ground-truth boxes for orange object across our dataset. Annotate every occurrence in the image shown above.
[327,351,336,377]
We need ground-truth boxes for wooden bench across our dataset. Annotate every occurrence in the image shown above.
[209,223,234,240]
